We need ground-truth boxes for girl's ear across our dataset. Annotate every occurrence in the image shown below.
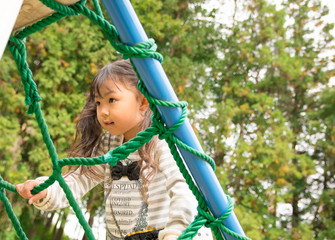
[139,96,149,112]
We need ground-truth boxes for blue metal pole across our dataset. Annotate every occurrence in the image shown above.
[100,1,247,239]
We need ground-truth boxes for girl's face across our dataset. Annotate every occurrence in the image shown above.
[94,78,148,142]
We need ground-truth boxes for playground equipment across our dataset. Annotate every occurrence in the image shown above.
[0,1,251,239]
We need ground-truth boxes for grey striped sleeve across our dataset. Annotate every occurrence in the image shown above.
[34,165,103,211]
[33,133,110,211]
[155,140,198,239]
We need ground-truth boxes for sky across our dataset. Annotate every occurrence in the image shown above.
[206,0,335,26]
[204,0,335,86]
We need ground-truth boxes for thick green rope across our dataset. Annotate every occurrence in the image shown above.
[15,12,66,39]
[0,176,28,240]
[92,0,103,18]
[8,32,96,240]
[0,0,251,240]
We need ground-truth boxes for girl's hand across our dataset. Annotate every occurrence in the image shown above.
[16,180,47,204]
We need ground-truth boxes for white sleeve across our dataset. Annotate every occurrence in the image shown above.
[33,133,112,211]
[33,165,104,211]
[157,140,198,240]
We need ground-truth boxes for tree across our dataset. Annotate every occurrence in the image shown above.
[200,0,334,239]
[308,87,335,239]
[0,2,117,238]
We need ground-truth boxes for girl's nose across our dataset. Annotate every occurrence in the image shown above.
[101,106,109,116]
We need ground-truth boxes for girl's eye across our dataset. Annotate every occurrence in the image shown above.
[109,98,116,103]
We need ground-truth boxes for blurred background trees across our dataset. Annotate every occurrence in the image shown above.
[0,0,334,239]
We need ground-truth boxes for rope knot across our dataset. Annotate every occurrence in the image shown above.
[119,39,163,62]
[52,165,62,174]
[194,196,251,240]
[153,102,188,141]
[103,152,120,167]
[152,118,171,141]
[197,195,234,227]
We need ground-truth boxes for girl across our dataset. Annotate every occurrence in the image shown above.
[16,60,213,240]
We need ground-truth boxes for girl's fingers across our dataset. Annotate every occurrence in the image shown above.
[16,180,39,199]
[28,189,47,204]
[16,183,33,198]
[17,180,48,204]
[16,183,24,195]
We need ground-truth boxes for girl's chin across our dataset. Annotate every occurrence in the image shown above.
[105,128,121,136]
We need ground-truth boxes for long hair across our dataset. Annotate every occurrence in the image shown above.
[68,59,158,201]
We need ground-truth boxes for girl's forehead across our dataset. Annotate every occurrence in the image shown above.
[94,77,136,97]
[94,77,121,96]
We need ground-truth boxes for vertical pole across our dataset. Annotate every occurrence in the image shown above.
[100,0,247,239]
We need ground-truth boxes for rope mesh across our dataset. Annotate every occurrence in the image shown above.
[0,0,251,239]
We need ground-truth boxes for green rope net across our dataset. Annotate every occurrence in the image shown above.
[0,1,251,240]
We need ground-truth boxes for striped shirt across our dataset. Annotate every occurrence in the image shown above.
[34,132,213,240]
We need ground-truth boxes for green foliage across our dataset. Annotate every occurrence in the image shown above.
[0,2,118,239]
[0,0,334,239]
[199,0,334,239]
